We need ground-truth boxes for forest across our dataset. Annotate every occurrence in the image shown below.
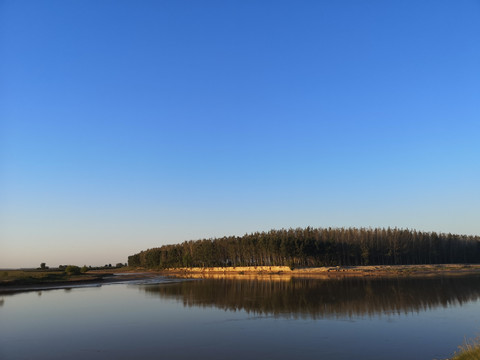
[128,227,480,269]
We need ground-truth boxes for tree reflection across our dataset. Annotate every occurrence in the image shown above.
[142,275,480,319]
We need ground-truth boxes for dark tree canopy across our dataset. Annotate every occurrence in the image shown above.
[128,227,480,269]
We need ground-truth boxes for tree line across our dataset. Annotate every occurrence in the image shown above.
[128,227,480,269]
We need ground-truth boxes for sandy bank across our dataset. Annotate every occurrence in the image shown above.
[158,264,480,278]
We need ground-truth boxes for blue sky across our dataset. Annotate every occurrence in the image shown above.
[1,0,479,268]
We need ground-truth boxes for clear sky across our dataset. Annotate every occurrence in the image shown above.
[1,0,479,268]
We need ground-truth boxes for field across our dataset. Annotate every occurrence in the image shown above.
[0,269,100,286]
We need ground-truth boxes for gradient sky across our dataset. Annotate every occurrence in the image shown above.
[1,0,479,268]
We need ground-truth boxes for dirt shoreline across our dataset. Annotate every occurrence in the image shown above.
[158,264,480,277]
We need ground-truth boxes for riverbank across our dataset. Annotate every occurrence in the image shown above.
[2,264,480,293]
[157,264,480,278]
[0,269,157,293]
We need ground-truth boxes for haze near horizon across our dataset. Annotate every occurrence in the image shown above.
[1,0,479,268]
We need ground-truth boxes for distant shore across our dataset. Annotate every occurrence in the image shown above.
[2,264,480,293]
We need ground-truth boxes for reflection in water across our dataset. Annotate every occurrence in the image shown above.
[0,298,4,307]
[143,275,480,319]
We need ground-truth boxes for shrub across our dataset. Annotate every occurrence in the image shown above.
[65,265,81,275]
[452,338,480,360]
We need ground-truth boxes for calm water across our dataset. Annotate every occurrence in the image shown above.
[1,275,480,360]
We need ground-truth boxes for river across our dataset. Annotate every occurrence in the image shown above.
[1,275,480,359]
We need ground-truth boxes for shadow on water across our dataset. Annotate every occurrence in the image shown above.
[141,275,480,319]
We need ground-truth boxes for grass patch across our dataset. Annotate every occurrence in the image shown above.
[450,338,480,360]
[0,269,99,286]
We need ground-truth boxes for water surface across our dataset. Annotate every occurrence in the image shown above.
[1,275,480,359]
